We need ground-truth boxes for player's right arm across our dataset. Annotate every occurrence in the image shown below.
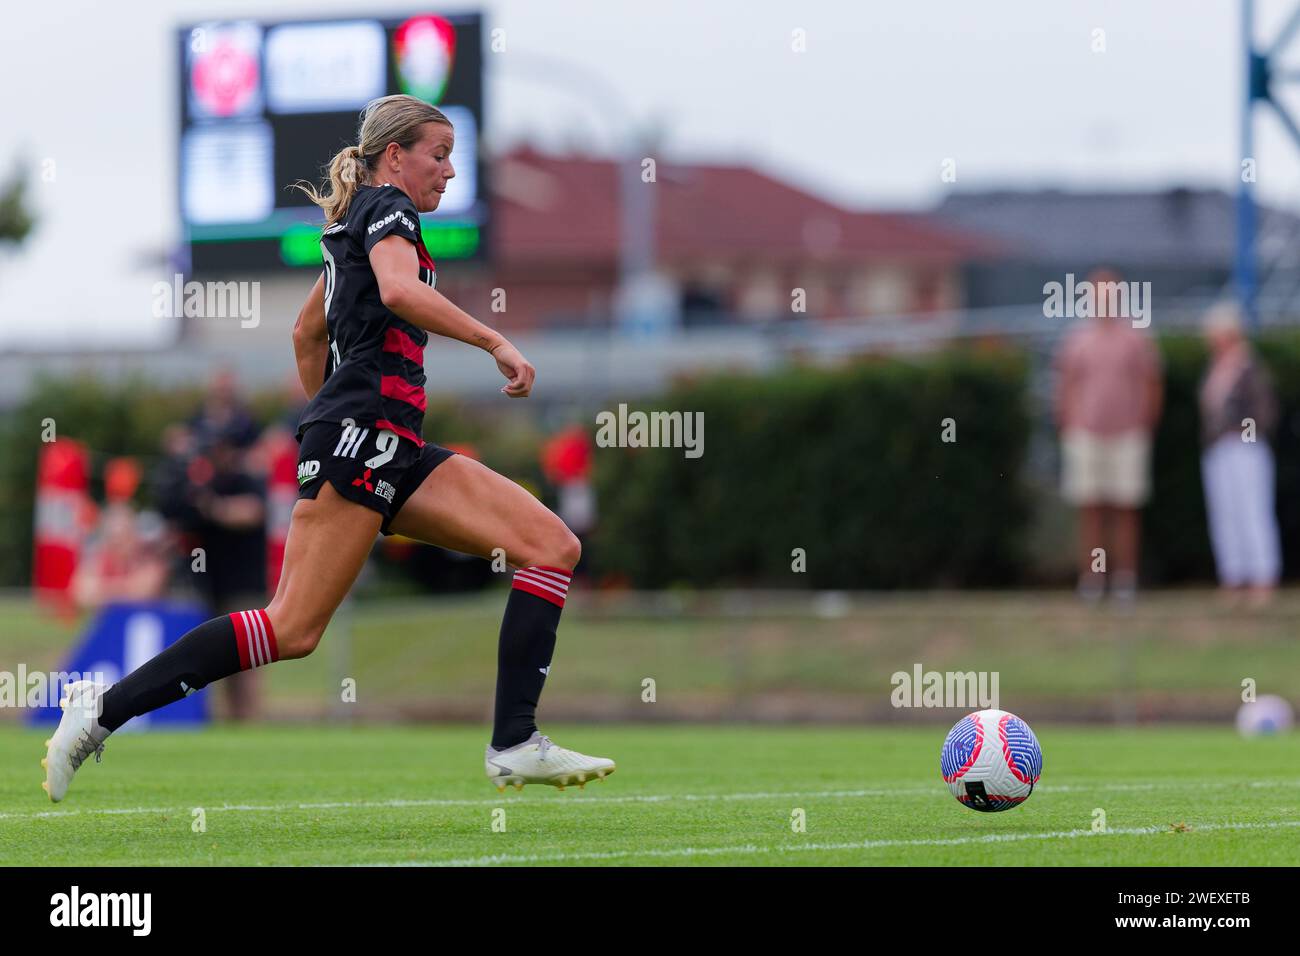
[292,273,328,400]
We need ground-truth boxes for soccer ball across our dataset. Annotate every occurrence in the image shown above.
[941,709,1042,812]
[1236,695,1295,737]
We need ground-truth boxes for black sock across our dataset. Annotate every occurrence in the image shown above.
[492,566,572,749]
[98,609,278,732]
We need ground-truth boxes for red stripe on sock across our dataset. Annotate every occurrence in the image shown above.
[512,577,567,608]
[230,610,279,670]
[229,612,251,670]
[533,565,573,578]
[256,609,280,664]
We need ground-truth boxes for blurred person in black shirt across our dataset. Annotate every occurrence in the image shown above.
[189,433,268,721]
[191,368,260,453]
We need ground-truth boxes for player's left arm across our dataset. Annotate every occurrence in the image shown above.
[293,273,328,400]
[369,235,536,398]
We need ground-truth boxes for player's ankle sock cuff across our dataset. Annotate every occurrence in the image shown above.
[511,566,572,608]
[230,609,279,670]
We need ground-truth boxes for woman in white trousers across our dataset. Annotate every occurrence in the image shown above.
[1199,304,1282,606]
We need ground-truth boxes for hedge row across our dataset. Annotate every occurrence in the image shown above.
[591,350,1034,588]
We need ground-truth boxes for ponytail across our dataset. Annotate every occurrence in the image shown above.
[294,145,366,225]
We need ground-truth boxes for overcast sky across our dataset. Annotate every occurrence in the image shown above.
[2,0,1298,347]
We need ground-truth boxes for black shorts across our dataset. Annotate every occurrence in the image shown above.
[296,420,456,535]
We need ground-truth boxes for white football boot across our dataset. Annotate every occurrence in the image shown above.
[485,731,616,792]
[41,680,112,802]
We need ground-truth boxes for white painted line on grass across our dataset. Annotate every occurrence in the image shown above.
[383,819,1300,867]
[3,778,1297,823]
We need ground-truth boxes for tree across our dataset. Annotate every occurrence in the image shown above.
[0,163,34,245]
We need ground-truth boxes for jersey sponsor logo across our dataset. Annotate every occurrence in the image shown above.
[367,209,416,236]
[374,479,397,503]
[333,422,369,458]
[297,460,321,486]
[351,467,374,492]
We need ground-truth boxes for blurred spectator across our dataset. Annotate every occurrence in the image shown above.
[153,424,200,532]
[189,433,269,721]
[190,368,260,452]
[71,503,170,609]
[1054,267,1164,603]
[1199,303,1281,607]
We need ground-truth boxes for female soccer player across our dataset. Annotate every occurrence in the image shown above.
[42,94,615,801]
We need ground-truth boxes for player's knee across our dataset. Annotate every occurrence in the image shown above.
[279,621,326,660]
[287,624,327,660]
[265,607,326,660]
[541,527,581,571]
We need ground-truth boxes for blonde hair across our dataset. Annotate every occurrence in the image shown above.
[295,94,451,224]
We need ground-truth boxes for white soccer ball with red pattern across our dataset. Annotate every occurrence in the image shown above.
[941,709,1042,812]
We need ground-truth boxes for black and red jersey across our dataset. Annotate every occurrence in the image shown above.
[296,183,436,448]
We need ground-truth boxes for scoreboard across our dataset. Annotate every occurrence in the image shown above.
[178,11,485,274]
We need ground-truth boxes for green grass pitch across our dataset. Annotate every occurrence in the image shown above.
[1,724,1297,866]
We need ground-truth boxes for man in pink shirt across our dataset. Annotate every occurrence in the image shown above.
[1053,268,1164,602]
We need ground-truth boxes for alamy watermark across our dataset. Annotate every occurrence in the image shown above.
[0,667,108,710]
[595,403,704,459]
[1043,272,1150,328]
[890,664,1000,709]
[50,886,151,936]
[152,274,261,328]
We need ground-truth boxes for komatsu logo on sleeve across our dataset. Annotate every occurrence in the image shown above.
[367,210,416,235]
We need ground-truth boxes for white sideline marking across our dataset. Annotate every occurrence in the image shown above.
[4,778,1298,823]
[381,819,1300,867]
[6,788,904,821]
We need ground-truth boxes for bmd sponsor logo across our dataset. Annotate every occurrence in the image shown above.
[297,460,320,486]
